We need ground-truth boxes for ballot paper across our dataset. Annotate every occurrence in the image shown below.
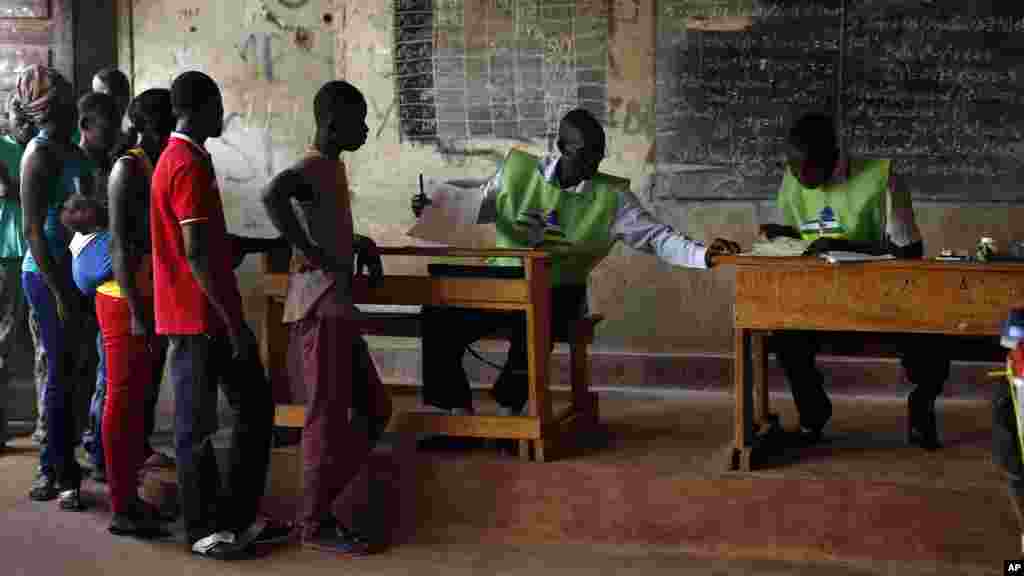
[748,237,810,257]
[819,251,895,264]
[407,177,485,246]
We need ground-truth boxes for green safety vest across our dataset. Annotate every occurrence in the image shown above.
[491,149,623,287]
[777,159,889,245]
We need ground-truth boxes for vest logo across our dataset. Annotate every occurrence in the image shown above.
[799,206,847,239]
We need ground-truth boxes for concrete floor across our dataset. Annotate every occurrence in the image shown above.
[0,389,1016,575]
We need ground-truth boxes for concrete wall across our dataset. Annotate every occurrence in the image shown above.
[113,0,1024,391]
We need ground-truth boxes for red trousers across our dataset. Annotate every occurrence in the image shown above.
[96,291,154,515]
[287,290,392,535]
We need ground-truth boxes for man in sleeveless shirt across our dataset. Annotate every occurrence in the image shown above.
[262,80,392,555]
[760,112,948,450]
[411,108,740,426]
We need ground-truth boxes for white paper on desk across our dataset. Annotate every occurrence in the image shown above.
[406,177,484,247]
[820,251,896,264]
[747,237,810,257]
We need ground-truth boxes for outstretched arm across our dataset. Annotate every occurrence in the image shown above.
[612,188,739,269]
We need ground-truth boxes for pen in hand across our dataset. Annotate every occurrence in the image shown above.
[412,173,431,218]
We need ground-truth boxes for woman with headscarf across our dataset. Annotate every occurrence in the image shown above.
[16,64,96,511]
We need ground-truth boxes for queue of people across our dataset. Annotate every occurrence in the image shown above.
[1,61,1018,561]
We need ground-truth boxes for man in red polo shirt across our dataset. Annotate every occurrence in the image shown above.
[150,71,288,560]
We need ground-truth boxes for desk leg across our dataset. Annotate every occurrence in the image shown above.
[752,331,771,430]
[730,328,755,471]
[524,258,552,463]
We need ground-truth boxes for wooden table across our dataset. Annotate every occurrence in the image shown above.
[722,255,1024,471]
[261,246,596,462]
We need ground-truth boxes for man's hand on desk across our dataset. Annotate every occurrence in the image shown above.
[354,234,383,287]
[758,223,801,241]
[704,238,742,267]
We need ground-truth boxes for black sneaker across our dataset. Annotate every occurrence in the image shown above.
[190,532,252,561]
[29,472,57,501]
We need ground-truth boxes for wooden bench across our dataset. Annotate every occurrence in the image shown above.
[259,245,604,462]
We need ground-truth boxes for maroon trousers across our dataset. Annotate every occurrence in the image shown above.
[287,290,392,536]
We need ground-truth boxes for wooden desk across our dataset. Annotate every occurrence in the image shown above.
[722,255,1024,470]
[261,246,597,462]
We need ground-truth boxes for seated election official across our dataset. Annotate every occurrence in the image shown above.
[411,108,740,431]
[760,112,949,450]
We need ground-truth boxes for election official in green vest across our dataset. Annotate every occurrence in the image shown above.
[760,112,948,451]
[411,108,740,432]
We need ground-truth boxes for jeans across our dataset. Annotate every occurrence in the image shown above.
[83,331,105,469]
[28,308,47,441]
[23,270,82,488]
[167,333,273,543]
[0,259,26,445]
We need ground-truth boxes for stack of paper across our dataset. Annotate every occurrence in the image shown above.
[748,237,810,257]
[819,251,895,264]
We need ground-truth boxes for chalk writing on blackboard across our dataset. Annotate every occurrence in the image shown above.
[393,0,608,146]
[844,4,1024,201]
[654,0,841,200]
[653,1,1024,203]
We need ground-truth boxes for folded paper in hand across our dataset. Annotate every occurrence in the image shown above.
[407,177,485,247]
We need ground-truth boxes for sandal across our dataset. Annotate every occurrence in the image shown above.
[302,517,374,556]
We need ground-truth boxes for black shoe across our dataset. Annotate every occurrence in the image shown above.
[242,517,295,546]
[190,532,254,561]
[908,395,941,451]
[109,506,172,540]
[29,472,57,501]
[792,425,825,447]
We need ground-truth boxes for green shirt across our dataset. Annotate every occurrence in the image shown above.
[492,150,624,286]
[777,159,890,245]
[0,136,26,259]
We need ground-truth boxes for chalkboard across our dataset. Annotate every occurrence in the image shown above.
[655,0,1024,203]
[845,2,1024,202]
[655,0,841,201]
[394,0,608,148]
